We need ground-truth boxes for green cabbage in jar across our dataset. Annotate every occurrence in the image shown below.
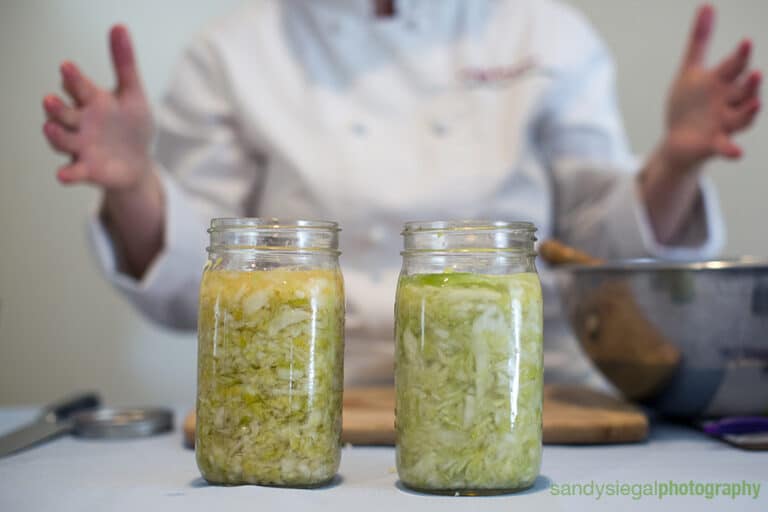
[196,268,344,486]
[395,272,543,493]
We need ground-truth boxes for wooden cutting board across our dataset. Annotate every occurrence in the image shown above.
[183,384,648,448]
[541,384,648,444]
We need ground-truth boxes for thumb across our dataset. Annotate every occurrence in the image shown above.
[109,24,142,94]
[682,4,715,69]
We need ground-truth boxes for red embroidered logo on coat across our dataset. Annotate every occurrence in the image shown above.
[459,57,537,86]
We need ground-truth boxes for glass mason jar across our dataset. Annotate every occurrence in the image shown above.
[394,221,543,495]
[196,218,344,486]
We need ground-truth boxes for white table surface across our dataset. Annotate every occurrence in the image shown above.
[0,407,765,512]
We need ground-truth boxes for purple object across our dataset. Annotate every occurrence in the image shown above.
[702,416,768,435]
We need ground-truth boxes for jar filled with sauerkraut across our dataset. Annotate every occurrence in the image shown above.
[395,221,542,495]
[196,218,344,487]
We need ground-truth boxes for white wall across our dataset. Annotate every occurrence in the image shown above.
[0,0,765,406]
[572,0,767,255]
[0,0,243,407]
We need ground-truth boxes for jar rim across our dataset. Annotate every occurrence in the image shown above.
[209,217,340,232]
[402,220,536,234]
[207,217,340,254]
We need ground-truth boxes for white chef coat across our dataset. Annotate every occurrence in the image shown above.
[89,0,724,385]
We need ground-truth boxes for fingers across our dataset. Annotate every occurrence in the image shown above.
[42,94,80,129]
[110,24,141,94]
[56,162,89,184]
[60,61,97,106]
[725,98,761,132]
[729,71,762,105]
[43,121,79,154]
[714,134,742,159]
[682,4,715,68]
[717,39,752,82]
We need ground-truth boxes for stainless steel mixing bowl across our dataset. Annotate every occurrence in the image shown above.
[553,258,768,418]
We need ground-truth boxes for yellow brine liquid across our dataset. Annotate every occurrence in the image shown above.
[196,268,344,486]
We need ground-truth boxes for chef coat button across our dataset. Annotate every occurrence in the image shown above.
[350,122,368,137]
[368,225,386,244]
[404,19,418,31]
[430,121,448,137]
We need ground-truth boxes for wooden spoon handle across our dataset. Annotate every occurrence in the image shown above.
[538,239,604,266]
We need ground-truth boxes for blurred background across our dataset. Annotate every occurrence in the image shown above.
[0,0,765,406]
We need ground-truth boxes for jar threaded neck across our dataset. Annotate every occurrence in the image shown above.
[208,217,340,254]
[402,220,537,255]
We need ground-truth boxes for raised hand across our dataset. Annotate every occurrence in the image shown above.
[43,25,163,278]
[663,4,761,172]
[641,4,761,244]
[42,25,153,189]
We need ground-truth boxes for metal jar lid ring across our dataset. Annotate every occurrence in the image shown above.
[71,408,174,439]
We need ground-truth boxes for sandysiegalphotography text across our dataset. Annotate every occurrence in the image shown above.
[550,480,761,501]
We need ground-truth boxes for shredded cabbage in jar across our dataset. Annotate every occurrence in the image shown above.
[196,268,344,486]
[395,272,543,492]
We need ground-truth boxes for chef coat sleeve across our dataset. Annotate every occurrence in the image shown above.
[88,35,263,330]
[537,14,725,261]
